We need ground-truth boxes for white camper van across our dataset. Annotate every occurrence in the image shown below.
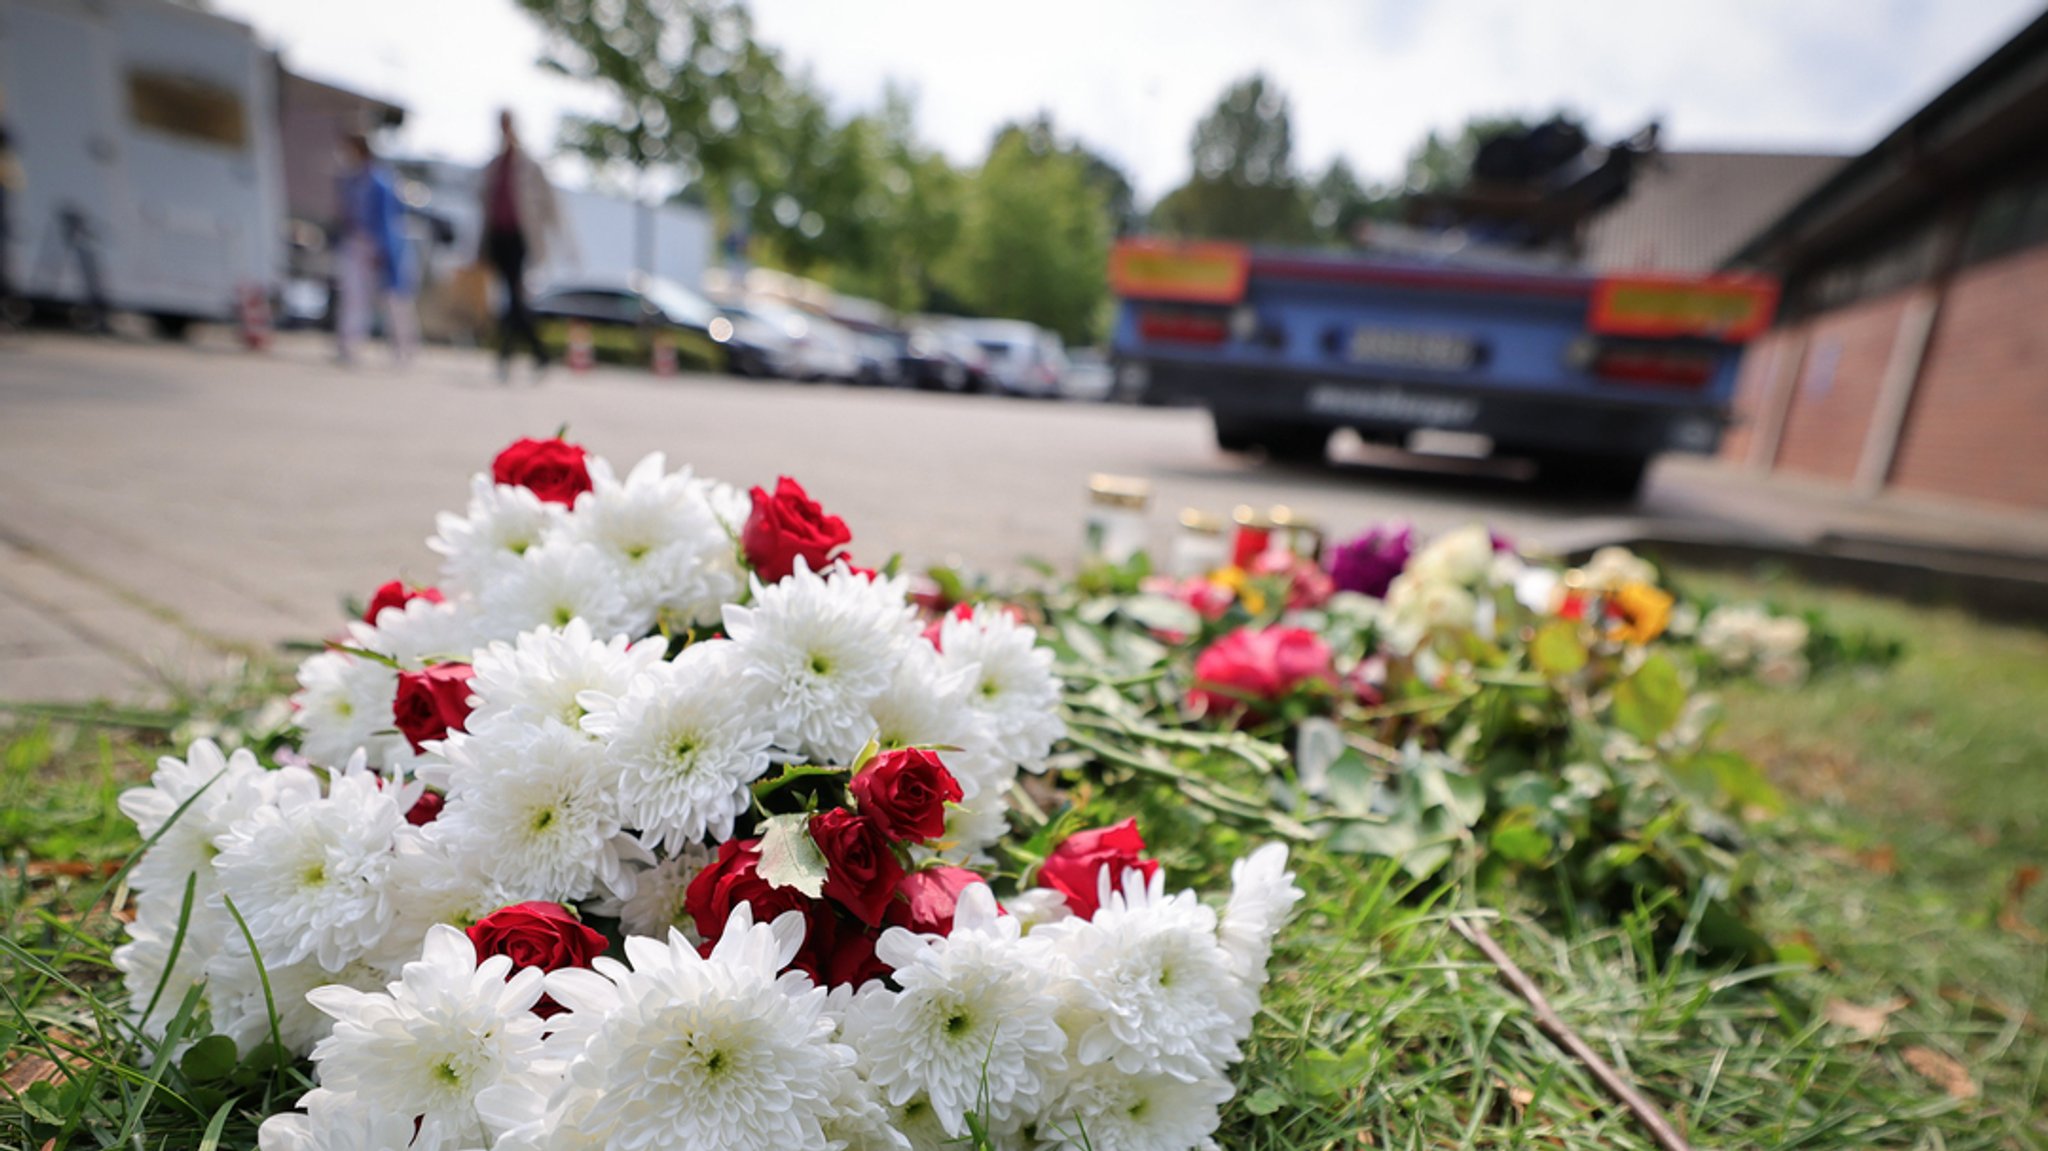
[0,0,285,331]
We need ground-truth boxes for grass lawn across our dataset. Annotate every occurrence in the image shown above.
[1,574,2044,1148]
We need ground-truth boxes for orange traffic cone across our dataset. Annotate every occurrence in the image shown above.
[566,321,595,372]
[238,282,272,351]
[651,332,678,377]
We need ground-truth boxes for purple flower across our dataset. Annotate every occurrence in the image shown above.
[1327,523,1414,598]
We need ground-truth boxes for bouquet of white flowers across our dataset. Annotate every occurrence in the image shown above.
[115,436,1301,1151]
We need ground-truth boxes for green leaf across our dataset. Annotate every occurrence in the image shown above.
[1241,1086,1288,1115]
[1322,816,1415,858]
[1531,619,1588,676]
[179,1033,240,1082]
[1119,594,1203,638]
[1322,751,1380,819]
[1421,767,1487,828]
[1489,809,1554,865]
[1612,653,1686,742]
[20,1079,65,1125]
[1290,1040,1374,1097]
[756,812,828,898]
[751,762,851,810]
[1700,750,1786,816]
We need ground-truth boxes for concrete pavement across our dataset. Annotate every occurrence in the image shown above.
[4,331,2046,705]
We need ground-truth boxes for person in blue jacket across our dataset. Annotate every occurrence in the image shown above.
[333,132,417,365]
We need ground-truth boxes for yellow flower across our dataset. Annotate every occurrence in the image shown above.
[1607,582,1674,645]
[1209,566,1267,615]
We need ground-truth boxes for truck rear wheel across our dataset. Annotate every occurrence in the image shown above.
[1538,453,1649,500]
[1213,416,1328,463]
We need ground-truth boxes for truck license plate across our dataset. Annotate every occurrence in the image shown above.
[1347,327,1483,371]
[1306,384,1480,428]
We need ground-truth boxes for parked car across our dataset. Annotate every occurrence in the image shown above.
[1061,347,1115,402]
[899,323,980,392]
[945,319,1068,397]
[704,301,797,378]
[530,273,730,372]
[739,298,864,382]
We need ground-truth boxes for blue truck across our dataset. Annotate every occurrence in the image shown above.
[1107,239,1777,497]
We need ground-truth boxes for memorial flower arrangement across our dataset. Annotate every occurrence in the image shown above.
[1032,523,1892,957]
[111,437,1301,1151]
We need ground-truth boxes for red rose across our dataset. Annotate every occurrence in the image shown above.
[850,748,963,844]
[491,437,593,506]
[741,476,852,584]
[814,911,894,989]
[1187,626,1335,717]
[467,901,609,1018]
[363,580,444,625]
[1039,818,1158,921]
[884,866,989,936]
[392,664,477,753]
[685,838,810,945]
[405,789,445,826]
[810,809,904,927]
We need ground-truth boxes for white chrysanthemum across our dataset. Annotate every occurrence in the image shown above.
[477,539,641,645]
[118,740,319,899]
[848,884,1068,1135]
[347,596,481,667]
[914,790,1010,869]
[372,833,527,971]
[291,651,407,770]
[257,1088,426,1151]
[212,760,414,971]
[1405,524,1495,587]
[114,893,228,1042]
[303,926,553,1151]
[429,475,567,594]
[869,644,1003,796]
[563,453,740,633]
[1580,545,1657,593]
[1001,888,1074,934]
[1038,1063,1233,1151]
[463,618,666,742]
[935,607,1064,774]
[580,642,776,852]
[1038,868,1252,1083]
[818,1060,914,1151]
[537,907,855,1150]
[606,843,714,940]
[430,724,639,904]
[1217,844,1302,999]
[207,946,389,1057]
[723,561,914,764]
[1379,573,1480,654]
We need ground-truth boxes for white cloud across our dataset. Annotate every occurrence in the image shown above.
[212,0,2041,201]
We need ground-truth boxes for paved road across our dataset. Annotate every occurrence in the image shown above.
[4,333,2044,703]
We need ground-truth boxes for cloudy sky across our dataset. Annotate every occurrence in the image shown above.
[213,0,2044,201]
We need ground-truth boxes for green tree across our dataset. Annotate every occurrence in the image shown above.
[1310,157,1382,244]
[1149,73,1316,244]
[936,126,1110,344]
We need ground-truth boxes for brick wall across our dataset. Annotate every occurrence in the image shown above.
[1887,243,2048,507]
[1765,291,1909,484]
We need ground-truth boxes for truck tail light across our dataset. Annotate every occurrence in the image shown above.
[1590,346,1716,388]
[1589,274,1778,342]
[1137,308,1230,345]
[1110,240,1251,305]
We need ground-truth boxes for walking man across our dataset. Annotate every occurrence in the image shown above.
[478,111,563,381]
[334,132,416,365]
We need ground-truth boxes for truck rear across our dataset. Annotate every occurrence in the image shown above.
[1108,239,1776,496]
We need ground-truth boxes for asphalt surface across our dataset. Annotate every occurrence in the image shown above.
[4,331,2044,703]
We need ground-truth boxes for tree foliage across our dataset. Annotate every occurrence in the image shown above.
[935,123,1111,345]
[1150,73,1317,245]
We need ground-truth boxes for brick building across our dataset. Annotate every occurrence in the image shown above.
[1722,9,2048,510]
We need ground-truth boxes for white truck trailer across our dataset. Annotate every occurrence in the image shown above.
[0,0,285,330]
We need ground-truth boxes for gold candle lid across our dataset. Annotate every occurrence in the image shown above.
[1178,508,1224,534]
[1088,473,1151,509]
[1232,504,1273,528]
